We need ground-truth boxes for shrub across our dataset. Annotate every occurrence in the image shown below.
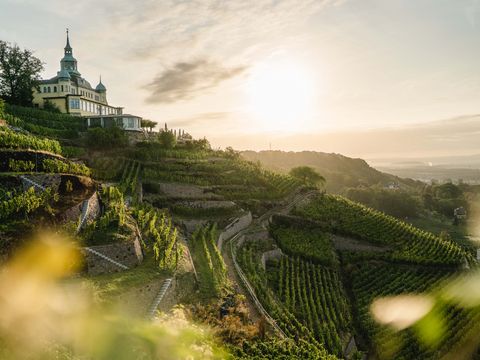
[85,126,128,149]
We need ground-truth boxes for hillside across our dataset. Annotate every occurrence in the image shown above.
[241,150,421,192]
[1,104,480,359]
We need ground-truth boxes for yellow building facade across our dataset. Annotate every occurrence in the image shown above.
[32,30,123,117]
[33,30,142,131]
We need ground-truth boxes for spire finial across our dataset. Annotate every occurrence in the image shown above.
[99,75,102,84]
[65,27,72,51]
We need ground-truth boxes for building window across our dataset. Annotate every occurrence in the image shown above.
[61,85,64,92]
[69,99,80,109]
[54,86,57,92]
[48,87,51,93]
[127,118,135,128]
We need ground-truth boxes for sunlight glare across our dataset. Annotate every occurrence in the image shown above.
[245,58,316,131]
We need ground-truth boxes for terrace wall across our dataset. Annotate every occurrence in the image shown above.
[217,211,252,252]
[82,236,143,275]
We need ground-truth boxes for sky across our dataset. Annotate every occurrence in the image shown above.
[1,0,480,158]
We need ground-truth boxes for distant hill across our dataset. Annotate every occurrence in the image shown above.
[241,150,420,192]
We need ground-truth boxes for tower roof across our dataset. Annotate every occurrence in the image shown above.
[95,76,107,92]
[60,28,80,77]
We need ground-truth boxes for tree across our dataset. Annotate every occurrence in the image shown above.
[158,130,176,149]
[43,99,61,113]
[289,166,326,187]
[224,146,240,159]
[0,41,43,106]
[141,119,157,132]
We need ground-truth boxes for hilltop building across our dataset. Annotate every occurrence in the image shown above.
[32,30,141,131]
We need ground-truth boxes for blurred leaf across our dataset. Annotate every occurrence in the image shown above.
[413,306,446,347]
[371,295,433,330]
[442,271,480,308]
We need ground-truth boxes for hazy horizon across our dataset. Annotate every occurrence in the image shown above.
[1,0,480,157]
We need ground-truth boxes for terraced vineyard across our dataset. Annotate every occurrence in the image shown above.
[134,204,181,271]
[142,157,301,200]
[293,194,469,266]
[270,225,336,266]
[271,256,351,356]
[4,103,84,139]
[234,338,337,359]
[189,224,227,297]
[0,126,62,154]
[237,240,333,356]
[89,157,127,181]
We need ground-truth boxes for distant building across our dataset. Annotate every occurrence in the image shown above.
[385,182,400,190]
[454,207,467,219]
[161,123,193,143]
[32,30,142,131]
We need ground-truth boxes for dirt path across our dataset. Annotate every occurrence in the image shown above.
[221,238,261,322]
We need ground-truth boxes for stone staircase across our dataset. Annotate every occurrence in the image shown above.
[147,278,173,319]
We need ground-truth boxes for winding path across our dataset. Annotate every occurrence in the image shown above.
[220,189,318,336]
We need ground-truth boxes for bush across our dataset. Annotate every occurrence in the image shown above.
[85,126,128,149]
[62,146,86,158]
[158,130,177,149]
[43,100,61,113]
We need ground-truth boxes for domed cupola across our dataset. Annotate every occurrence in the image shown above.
[95,76,107,92]
[57,68,71,80]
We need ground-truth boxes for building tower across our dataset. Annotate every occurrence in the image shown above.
[60,29,81,77]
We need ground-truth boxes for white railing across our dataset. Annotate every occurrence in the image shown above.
[147,278,173,319]
[20,175,47,192]
[83,247,129,270]
[230,232,287,338]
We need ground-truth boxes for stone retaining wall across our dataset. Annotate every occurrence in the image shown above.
[20,174,62,192]
[61,190,100,225]
[260,248,283,270]
[177,200,236,209]
[217,212,252,252]
[82,236,144,275]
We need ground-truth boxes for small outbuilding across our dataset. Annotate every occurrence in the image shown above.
[454,207,467,219]
[84,114,142,132]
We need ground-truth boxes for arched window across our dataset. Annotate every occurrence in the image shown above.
[53,86,57,92]
[43,87,47,93]
[48,87,51,93]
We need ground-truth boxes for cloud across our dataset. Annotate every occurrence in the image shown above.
[144,59,246,104]
[168,112,232,127]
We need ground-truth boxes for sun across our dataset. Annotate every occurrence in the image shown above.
[245,58,315,131]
